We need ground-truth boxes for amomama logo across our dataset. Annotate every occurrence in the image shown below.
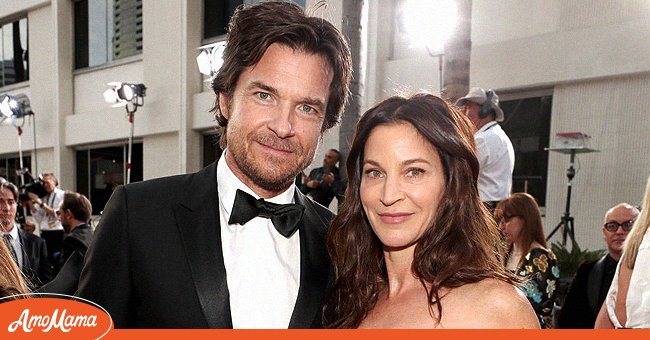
[0,294,112,340]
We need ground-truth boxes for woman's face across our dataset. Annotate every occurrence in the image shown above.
[499,213,524,244]
[360,122,446,251]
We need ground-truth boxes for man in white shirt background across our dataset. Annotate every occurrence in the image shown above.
[456,87,515,212]
[28,172,65,264]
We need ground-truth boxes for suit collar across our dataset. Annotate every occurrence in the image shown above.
[289,190,331,328]
[173,162,233,328]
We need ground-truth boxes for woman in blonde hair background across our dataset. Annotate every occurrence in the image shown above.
[0,240,29,300]
[595,174,650,328]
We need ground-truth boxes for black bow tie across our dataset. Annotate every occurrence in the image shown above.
[228,189,304,238]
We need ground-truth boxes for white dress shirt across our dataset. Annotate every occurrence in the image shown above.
[217,150,301,329]
[33,188,65,232]
[475,121,515,202]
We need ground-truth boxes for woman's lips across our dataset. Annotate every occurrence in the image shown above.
[378,212,413,224]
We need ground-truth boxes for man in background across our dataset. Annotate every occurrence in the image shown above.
[456,87,514,212]
[301,149,345,208]
[28,172,65,263]
[558,203,639,328]
[1,179,52,288]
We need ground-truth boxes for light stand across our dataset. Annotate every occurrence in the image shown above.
[1,94,35,222]
[545,146,598,247]
[103,83,146,184]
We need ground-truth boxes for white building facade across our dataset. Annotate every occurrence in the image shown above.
[1,0,649,251]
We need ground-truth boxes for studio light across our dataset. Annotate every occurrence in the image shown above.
[1,93,33,125]
[103,82,147,112]
[399,0,459,91]
[196,41,226,77]
[102,82,147,184]
[401,0,458,55]
[0,93,37,210]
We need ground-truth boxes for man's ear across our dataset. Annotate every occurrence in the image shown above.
[218,94,230,120]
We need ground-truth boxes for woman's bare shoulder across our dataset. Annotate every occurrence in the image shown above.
[445,279,540,329]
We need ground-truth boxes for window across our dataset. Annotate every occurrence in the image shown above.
[203,0,242,40]
[500,94,553,207]
[0,154,31,188]
[0,17,28,87]
[74,0,143,69]
[76,143,142,215]
[202,0,304,41]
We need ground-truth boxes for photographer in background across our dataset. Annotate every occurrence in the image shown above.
[27,173,64,265]
[300,149,345,208]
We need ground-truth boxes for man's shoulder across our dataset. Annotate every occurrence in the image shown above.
[19,229,45,245]
[122,163,216,197]
[296,190,335,224]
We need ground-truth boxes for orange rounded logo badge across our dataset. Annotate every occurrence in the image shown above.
[0,294,113,339]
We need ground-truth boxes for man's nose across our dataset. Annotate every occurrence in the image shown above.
[267,105,295,138]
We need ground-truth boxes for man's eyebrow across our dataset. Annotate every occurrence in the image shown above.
[245,81,326,111]
[246,81,278,95]
[299,96,326,111]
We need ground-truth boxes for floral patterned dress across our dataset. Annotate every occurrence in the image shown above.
[510,247,560,328]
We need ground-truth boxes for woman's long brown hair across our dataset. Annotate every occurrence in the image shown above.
[324,93,515,328]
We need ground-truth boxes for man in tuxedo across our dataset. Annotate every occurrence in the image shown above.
[57,191,94,273]
[77,1,351,329]
[1,179,52,288]
[38,191,94,295]
[557,203,639,328]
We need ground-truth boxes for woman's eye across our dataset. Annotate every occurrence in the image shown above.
[406,168,425,177]
[364,169,383,178]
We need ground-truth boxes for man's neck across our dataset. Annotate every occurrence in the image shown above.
[1,223,14,233]
[68,220,86,232]
[476,119,496,132]
[609,250,621,262]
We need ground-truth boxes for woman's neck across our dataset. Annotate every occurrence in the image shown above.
[383,245,421,297]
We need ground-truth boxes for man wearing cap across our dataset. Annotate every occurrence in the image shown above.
[456,87,515,211]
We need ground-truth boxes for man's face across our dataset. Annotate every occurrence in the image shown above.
[0,187,17,232]
[220,43,333,196]
[460,101,481,131]
[57,202,71,232]
[323,150,339,168]
[42,175,57,193]
[602,205,638,258]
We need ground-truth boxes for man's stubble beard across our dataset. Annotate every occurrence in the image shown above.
[228,131,318,193]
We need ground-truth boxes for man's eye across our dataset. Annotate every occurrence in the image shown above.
[300,105,315,114]
[256,92,270,100]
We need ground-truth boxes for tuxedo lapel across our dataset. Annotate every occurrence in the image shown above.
[17,229,32,271]
[587,255,607,314]
[289,190,331,328]
[172,162,233,328]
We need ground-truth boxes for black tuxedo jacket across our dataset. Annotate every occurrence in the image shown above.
[557,255,614,328]
[18,228,53,288]
[58,223,94,271]
[76,162,334,328]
